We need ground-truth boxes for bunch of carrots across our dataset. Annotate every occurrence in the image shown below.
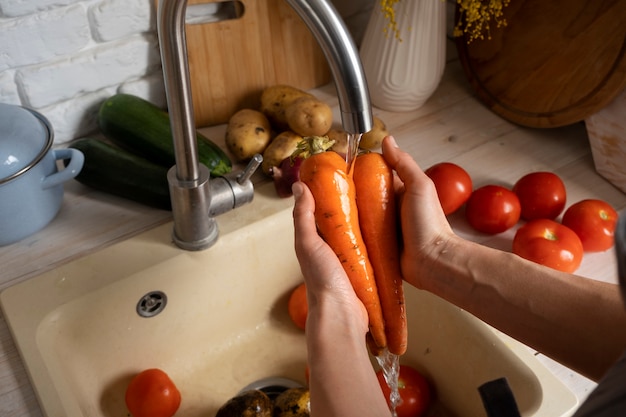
[295,135,407,356]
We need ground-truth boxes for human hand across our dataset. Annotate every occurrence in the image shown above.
[292,182,391,417]
[381,136,456,289]
[292,181,369,334]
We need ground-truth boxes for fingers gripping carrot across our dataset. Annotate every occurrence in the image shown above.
[354,152,407,355]
[298,140,387,350]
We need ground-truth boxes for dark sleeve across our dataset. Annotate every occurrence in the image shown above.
[572,350,626,417]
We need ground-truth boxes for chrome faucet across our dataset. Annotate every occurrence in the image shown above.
[286,0,372,134]
[157,0,372,251]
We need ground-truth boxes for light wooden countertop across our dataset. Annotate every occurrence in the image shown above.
[1,45,625,416]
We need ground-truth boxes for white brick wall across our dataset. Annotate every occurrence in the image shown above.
[0,0,162,144]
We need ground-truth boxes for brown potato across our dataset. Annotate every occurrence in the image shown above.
[274,387,310,417]
[359,116,389,150]
[285,96,333,137]
[225,109,272,161]
[215,390,273,417]
[261,130,303,176]
[327,128,347,155]
[260,85,314,131]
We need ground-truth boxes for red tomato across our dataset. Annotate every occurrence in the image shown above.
[376,364,432,417]
[513,172,567,220]
[561,199,618,252]
[125,368,181,417]
[465,185,521,234]
[512,219,583,273]
[425,162,473,215]
[288,282,308,330]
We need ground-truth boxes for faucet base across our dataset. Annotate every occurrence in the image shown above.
[172,222,219,251]
[168,165,219,251]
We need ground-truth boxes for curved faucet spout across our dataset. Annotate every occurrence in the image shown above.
[286,0,373,135]
[157,0,198,182]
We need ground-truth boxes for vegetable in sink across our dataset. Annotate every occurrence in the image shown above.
[274,387,310,417]
[125,368,181,417]
[215,389,273,417]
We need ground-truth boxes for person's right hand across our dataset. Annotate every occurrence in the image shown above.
[382,137,626,383]
[381,136,456,290]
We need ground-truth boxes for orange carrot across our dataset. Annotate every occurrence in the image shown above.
[354,152,407,355]
[298,137,387,350]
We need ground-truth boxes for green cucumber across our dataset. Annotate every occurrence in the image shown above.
[69,137,171,210]
[98,93,232,176]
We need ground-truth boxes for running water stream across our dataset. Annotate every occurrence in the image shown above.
[376,347,401,417]
[345,132,362,173]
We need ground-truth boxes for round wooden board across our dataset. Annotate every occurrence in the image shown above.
[455,0,626,128]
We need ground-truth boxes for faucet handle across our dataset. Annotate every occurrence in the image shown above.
[208,154,263,217]
[238,154,263,185]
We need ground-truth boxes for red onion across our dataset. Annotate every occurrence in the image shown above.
[271,156,304,198]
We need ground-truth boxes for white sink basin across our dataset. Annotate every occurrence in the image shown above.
[1,183,577,417]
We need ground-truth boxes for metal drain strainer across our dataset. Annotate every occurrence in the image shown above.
[136,291,167,318]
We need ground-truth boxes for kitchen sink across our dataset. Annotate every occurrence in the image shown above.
[1,182,577,417]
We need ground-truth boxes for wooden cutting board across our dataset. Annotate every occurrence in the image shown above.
[184,0,331,127]
[455,0,626,128]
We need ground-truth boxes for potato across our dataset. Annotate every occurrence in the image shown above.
[359,116,389,150]
[215,390,273,417]
[285,96,333,137]
[261,130,303,176]
[327,128,348,155]
[260,85,314,131]
[225,109,272,162]
[274,387,310,417]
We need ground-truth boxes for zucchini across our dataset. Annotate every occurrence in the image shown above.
[69,137,171,210]
[98,93,232,176]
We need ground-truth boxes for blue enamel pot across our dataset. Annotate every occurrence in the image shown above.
[0,103,84,246]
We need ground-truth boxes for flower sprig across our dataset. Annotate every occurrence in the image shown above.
[454,0,511,42]
[380,0,402,40]
[379,0,511,43]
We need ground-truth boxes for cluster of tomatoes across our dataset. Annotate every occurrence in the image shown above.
[425,162,619,273]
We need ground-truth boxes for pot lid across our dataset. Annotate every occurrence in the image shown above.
[0,103,53,182]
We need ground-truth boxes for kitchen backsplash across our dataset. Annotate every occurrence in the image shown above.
[0,0,374,145]
[0,0,164,144]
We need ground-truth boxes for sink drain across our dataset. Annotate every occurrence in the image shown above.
[136,291,167,318]
[239,377,303,400]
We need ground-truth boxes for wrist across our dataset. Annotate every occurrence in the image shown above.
[407,232,465,293]
[307,296,368,345]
